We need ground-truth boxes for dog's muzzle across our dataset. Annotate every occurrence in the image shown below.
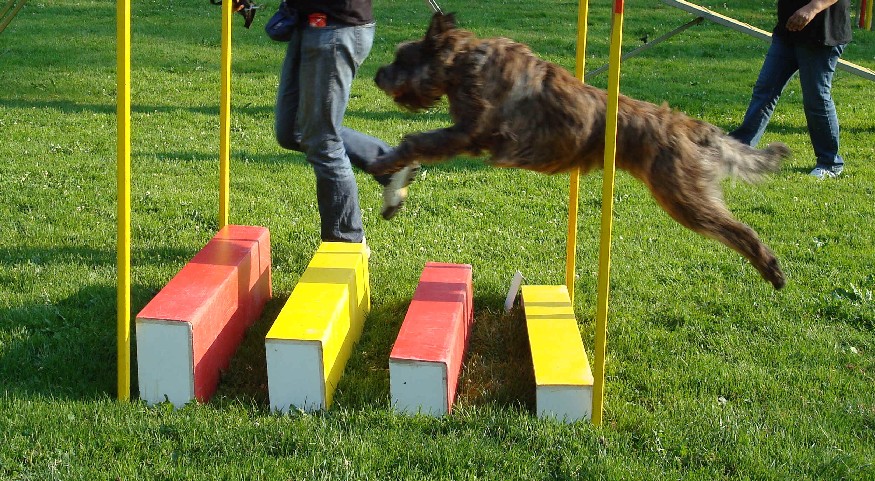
[374,66,391,92]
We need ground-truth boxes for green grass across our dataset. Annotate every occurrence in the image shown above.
[1,0,874,479]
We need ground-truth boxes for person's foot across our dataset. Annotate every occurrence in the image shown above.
[810,165,843,179]
[381,163,420,220]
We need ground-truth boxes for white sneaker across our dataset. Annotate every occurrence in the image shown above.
[810,166,843,179]
[360,236,371,260]
[380,163,420,220]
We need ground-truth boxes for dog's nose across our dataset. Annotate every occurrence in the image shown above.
[374,66,387,88]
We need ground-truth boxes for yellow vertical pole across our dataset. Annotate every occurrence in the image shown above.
[574,0,589,82]
[566,0,590,302]
[116,0,131,401]
[592,0,625,426]
[867,0,873,30]
[218,0,232,228]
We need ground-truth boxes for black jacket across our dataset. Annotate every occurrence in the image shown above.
[774,0,852,46]
[292,0,374,25]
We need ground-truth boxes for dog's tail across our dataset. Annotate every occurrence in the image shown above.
[719,136,790,183]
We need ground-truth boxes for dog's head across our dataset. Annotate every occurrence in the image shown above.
[374,13,461,111]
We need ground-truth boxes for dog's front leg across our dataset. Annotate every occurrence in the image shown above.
[371,126,475,175]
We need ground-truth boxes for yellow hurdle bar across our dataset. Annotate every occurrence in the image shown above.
[575,0,589,81]
[218,0,232,228]
[523,285,594,423]
[116,0,131,402]
[592,0,625,426]
[265,242,370,412]
[565,175,579,304]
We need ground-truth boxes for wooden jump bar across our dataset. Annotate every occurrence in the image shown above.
[0,0,27,34]
[264,242,370,412]
[522,285,594,423]
[389,262,474,416]
[662,0,875,82]
[136,225,272,407]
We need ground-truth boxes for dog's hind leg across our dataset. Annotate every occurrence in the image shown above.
[645,168,786,289]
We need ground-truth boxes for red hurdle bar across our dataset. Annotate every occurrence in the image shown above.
[389,262,474,416]
[136,225,272,406]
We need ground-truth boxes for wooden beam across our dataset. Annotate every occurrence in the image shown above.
[586,17,703,80]
[265,242,369,412]
[0,0,27,34]
[661,0,874,81]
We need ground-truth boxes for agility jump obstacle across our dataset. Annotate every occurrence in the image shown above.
[117,0,256,400]
[524,0,624,426]
[506,0,619,425]
[136,225,271,406]
[522,285,594,422]
[265,242,370,412]
[114,0,621,421]
[389,262,474,416]
[536,0,623,425]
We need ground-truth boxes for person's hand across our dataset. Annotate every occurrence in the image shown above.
[786,0,837,31]
[786,6,817,31]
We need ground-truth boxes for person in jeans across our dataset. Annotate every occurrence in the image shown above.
[730,0,852,179]
[275,0,418,247]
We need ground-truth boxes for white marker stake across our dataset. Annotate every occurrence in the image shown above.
[504,270,524,312]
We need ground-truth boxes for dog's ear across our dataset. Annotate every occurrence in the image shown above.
[425,12,457,41]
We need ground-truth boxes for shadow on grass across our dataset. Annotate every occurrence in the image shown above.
[455,301,536,412]
[213,292,536,414]
[0,282,147,401]
[212,296,284,408]
[0,244,206,401]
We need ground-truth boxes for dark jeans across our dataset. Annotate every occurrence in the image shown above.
[275,22,391,243]
[730,34,845,170]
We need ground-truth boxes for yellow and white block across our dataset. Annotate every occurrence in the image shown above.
[265,242,370,412]
[522,285,594,423]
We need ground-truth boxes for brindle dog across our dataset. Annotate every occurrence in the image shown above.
[372,13,790,289]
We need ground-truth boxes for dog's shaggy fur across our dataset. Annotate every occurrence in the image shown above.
[373,13,790,289]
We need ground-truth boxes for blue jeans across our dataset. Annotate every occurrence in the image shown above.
[275,22,392,243]
[730,34,845,170]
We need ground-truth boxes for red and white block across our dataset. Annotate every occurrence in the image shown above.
[136,225,272,407]
[389,262,474,416]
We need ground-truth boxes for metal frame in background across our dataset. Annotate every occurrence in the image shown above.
[0,0,27,34]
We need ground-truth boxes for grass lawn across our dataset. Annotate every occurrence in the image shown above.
[1,0,873,479]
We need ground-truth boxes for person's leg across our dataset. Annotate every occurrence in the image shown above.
[275,30,303,151]
[796,42,845,174]
[730,35,799,147]
[275,35,391,176]
[330,26,419,220]
[297,24,374,243]
[341,126,393,185]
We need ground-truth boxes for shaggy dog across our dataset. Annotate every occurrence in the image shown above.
[372,13,789,289]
